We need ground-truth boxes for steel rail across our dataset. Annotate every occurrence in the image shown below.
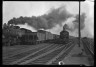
[46,42,74,64]
[10,43,56,65]
[3,43,48,59]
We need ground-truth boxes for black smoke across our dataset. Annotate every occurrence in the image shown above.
[8,6,73,30]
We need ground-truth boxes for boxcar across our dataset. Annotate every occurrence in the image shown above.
[20,32,38,45]
[37,30,54,43]
[37,30,46,43]
[45,31,53,43]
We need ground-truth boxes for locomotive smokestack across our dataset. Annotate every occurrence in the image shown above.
[63,25,65,31]
[63,25,68,33]
[63,24,68,31]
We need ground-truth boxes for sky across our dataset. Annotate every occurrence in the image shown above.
[3,0,94,38]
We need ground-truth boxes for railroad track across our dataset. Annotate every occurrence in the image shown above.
[34,42,74,65]
[3,39,74,65]
[10,43,63,65]
[13,40,73,65]
[88,39,94,53]
[90,43,94,54]
[3,45,31,56]
[3,43,48,59]
[51,41,75,65]
[81,39,94,58]
[81,39,94,66]
[3,43,62,65]
[18,44,65,65]
[3,43,54,65]
[3,43,47,54]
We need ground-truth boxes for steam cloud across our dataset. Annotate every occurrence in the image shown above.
[8,6,87,38]
[8,6,73,30]
[64,13,86,32]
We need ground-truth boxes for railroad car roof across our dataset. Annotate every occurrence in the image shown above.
[37,30,47,33]
[53,34,59,35]
[20,28,32,33]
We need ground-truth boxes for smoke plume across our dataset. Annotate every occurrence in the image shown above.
[8,6,73,30]
[64,13,86,32]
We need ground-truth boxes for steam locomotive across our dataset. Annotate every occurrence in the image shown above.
[53,29,69,44]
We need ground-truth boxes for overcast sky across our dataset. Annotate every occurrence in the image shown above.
[3,0,94,38]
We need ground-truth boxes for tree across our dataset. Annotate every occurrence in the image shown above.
[2,23,21,46]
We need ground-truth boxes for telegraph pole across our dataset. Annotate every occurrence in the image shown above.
[78,1,81,47]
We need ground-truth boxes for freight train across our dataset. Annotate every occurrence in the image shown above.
[3,27,69,46]
[19,29,60,45]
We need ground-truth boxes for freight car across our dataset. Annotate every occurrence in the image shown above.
[37,30,54,43]
[51,34,60,43]
[37,30,46,43]
[53,34,60,39]
[20,32,38,45]
[19,29,55,45]
[19,28,38,45]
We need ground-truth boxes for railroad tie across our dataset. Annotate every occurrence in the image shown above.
[10,44,54,65]
[46,43,74,64]
[19,44,65,65]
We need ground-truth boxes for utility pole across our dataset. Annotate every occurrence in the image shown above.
[78,1,81,47]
